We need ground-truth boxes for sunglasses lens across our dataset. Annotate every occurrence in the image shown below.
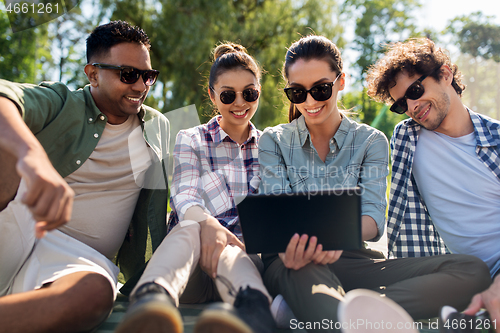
[120,68,141,84]
[285,88,307,104]
[406,82,425,100]
[219,91,236,104]
[390,99,408,114]
[390,81,426,114]
[310,84,333,101]
[242,88,259,103]
[143,70,159,86]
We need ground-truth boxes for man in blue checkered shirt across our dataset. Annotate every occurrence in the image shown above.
[366,38,500,328]
[366,38,500,277]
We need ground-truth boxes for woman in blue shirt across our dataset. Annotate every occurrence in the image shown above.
[258,35,491,332]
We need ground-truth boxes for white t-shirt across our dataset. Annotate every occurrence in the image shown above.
[61,115,152,259]
[413,128,500,276]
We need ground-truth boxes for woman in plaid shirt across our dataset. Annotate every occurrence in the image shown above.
[257,35,491,332]
[116,43,275,333]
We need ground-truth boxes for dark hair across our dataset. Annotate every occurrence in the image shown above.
[366,38,465,104]
[86,21,151,64]
[208,42,261,95]
[283,36,343,122]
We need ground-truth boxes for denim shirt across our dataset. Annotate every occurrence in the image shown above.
[258,115,389,240]
[0,79,170,293]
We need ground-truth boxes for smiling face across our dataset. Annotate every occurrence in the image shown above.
[210,68,260,133]
[85,42,153,124]
[389,70,451,131]
[286,58,344,128]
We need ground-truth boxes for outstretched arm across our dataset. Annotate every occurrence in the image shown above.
[0,97,74,237]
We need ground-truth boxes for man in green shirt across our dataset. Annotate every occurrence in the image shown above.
[0,21,169,332]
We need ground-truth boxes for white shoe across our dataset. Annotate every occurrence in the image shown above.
[338,289,418,333]
[270,294,296,329]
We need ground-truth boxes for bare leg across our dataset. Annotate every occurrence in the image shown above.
[0,148,20,211]
[0,272,114,333]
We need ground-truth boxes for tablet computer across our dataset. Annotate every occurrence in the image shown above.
[236,188,362,254]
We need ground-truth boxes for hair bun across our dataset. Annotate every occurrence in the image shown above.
[213,42,248,61]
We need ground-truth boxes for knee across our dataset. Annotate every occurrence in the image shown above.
[445,254,492,291]
[81,273,114,315]
[63,273,114,330]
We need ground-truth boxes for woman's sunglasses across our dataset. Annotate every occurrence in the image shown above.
[284,73,342,104]
[92,63,159,86]
[210,87,260,105]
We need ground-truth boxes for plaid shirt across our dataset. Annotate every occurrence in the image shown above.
[167,116,261,238]
[388,108,500,258]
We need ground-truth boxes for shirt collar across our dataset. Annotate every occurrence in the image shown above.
[207,115,259,145]
[296,114,351,149]
[406,107,500,148]
[468,108,500,148]
[83,84,146,124]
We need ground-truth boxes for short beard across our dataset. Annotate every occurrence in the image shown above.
[420,91,450,131]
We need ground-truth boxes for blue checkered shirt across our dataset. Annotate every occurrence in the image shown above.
[167,116,261,238]
[387,108,500,258]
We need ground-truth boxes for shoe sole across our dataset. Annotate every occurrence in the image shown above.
[338,289,418,333]
[115,301,183,333]
[194,309,253,333]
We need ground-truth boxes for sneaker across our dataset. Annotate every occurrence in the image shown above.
[338,289,418,333]
[440,305,493,333]
[271,294,296,329]
[115,282,183,333]
[194,286,275,333]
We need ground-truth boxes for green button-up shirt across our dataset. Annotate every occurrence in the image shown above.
[0,79,169,293]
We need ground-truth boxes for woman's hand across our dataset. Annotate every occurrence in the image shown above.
[199,215,245,278]
[279,233,343,270]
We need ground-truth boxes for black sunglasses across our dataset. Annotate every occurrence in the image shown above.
[210,87,260,105]
[390,72,434,114]
[284,73,342,104]
[92,63,159,86]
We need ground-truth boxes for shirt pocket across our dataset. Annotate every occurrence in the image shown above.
[287,168,310,192]
[341,165,361,188]
[200,170,232,215]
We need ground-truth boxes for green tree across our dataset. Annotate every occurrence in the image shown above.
[447,12,500,63]
[0,10,51,83]
[340,0,422,137]
[445,12,500,120]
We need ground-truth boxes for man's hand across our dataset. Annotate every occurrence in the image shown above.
[279,234,343,270]
[464,274,500,333]
[199,216,244,278]
[17,148,74,238]
[0,97,74,238]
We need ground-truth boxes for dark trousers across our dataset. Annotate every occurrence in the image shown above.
[263,250,491,332]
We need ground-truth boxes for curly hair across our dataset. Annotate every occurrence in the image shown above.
[86,21,151,64]
[366,38,465,104]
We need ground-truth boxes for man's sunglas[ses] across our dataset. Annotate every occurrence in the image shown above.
[390,66,443,114]
[92,63,159,86]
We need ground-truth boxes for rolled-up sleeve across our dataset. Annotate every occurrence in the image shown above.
[359,131,389,241]
[169,130,209,221]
